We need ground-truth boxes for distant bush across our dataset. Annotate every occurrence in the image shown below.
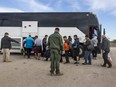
[111,39,116,43]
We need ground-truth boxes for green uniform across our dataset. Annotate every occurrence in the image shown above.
[48,31,63,74]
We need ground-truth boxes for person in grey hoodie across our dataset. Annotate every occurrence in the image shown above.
[101,35,112,68]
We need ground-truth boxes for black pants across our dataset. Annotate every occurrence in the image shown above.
[73,48,79,61]
[103,51,112,66]
[42,45,46,57]
[69,49,73,57]
[26,48,32,58]
[92,47,97,58]
[44,50,50,61]
[60,55,63,62]
[65,50,70,62]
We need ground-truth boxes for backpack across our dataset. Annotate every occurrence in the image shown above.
[87,40,94,51]
[44,50,50,58]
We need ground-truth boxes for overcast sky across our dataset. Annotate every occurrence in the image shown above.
[0,0,116,40]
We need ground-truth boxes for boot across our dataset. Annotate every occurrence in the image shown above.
[56,73,63,76]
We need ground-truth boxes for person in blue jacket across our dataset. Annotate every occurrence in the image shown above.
[24,35,34,58]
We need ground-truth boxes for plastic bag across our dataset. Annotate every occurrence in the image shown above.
[108,53,112,64]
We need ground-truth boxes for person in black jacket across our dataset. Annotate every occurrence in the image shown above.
[1,32,19,62]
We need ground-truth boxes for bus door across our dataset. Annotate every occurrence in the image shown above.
[89,26,101,53]
[89,26,94,39]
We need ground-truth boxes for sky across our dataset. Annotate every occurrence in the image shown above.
[0,0,116,40]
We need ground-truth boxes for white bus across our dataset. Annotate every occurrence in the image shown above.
[0,12,101,56]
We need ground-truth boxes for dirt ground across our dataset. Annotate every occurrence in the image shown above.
[0,47,116,87]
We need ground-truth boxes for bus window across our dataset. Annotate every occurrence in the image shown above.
[93,27,98,36]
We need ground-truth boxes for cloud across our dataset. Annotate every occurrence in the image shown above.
[0,0,81,12]
[52,0,81,12]
[0,7,23,12]
[16,0,54,12]
[65,0,81,11]
[63,0,81,11]
[111,10,116,16]
[85,0,116,16]
[70,2,81,11]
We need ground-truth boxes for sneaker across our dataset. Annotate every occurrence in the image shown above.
[101,65,106,67]
[87,63,92,65]
[74,62,79,64]
[82,63,87,65]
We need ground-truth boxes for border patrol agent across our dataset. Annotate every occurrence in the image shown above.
[48,28,63,76]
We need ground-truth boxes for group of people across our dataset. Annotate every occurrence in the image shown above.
[63,35,80,64]
[63,33,98,65]
[0,27,112,76]
[23,35,42,60]
[22,34,49,60]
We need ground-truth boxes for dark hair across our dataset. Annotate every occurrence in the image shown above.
[4,32,9,36]
[29,35,31,37]
[63,36,67,38]
[74,35,77,37]
[35,35,38,38]
[5,32,9,35]
[45,35,48,37]
[85,35,89,37]
[55,27,60,31]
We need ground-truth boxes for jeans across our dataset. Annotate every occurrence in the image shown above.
[84,50,91,64]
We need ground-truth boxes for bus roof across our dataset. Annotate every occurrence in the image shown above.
[0,12,99,34]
